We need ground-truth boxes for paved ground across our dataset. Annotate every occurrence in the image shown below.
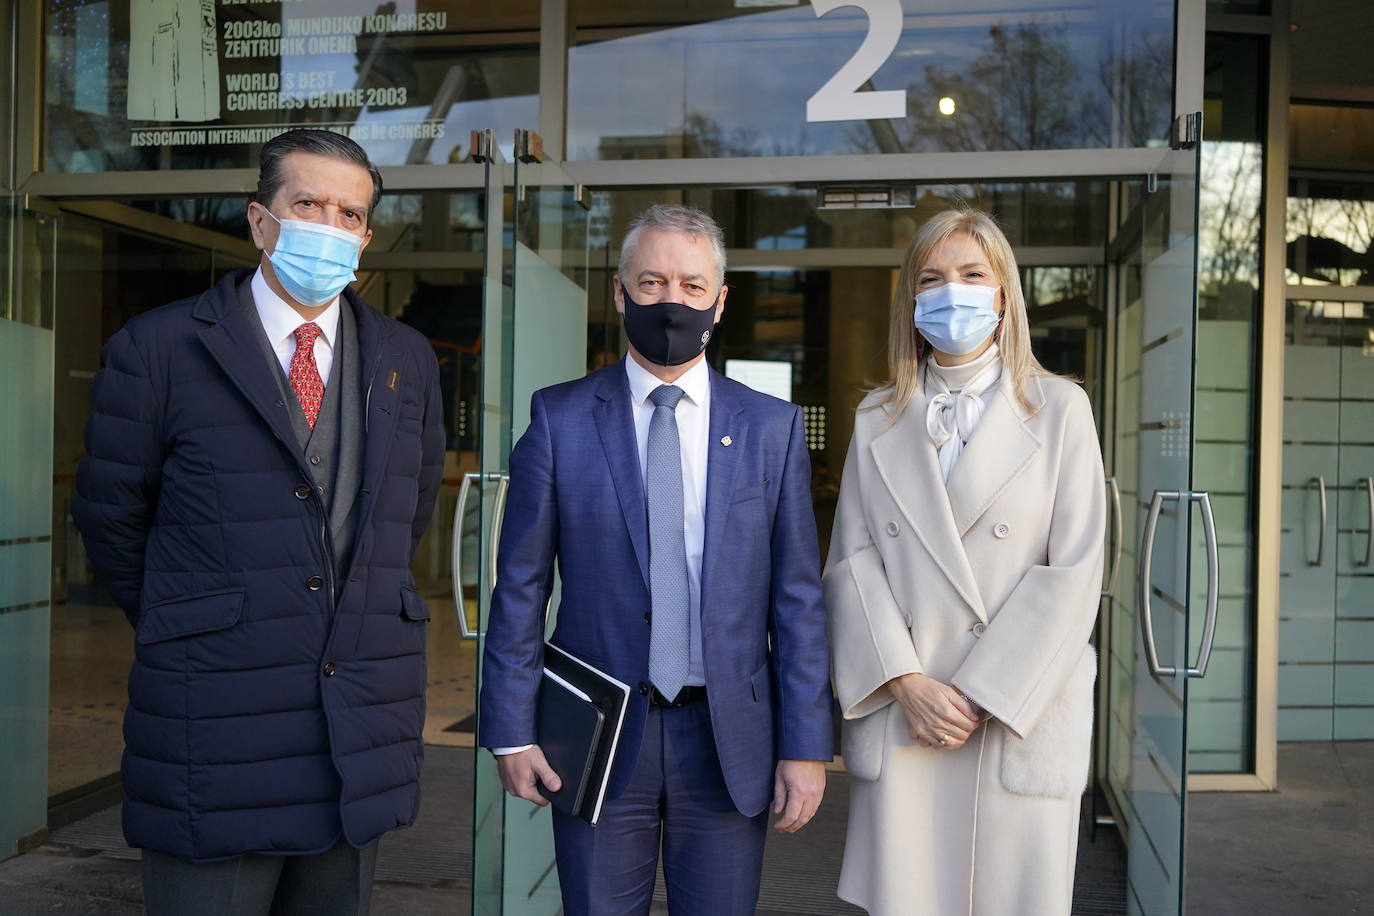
[1187,742,1374,915]
[0,745,1127,915]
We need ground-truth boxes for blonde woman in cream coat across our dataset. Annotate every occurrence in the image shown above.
[826,209,1105,916]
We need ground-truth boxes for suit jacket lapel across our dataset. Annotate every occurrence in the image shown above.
[594,366,650,590]
[944,376,1043,537]
[328,298,362,537]
[869,386,988,622]
[701,370,746,608]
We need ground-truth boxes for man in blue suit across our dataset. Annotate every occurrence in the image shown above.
[478,204,834,914]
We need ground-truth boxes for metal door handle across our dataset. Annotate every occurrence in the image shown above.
[1309,476,1328,567]
[488,474,511,589]
[450,471,510,640]
[1103,476,1123,596]
[451,473,480,640]
[1138,490,1220,679]
[1359,477,1374,568]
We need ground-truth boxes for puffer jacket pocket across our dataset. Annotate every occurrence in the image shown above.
[136,590,245,645]
[400,586,431,622]
[999,645,1096,798]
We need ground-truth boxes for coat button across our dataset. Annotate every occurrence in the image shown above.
[639,681,652,696]
[309,455,321,466]
[323,662,336,677]
[993,522,1011,539]
[885,521,900,537]
[293,484,311,500]
[644,612,652,626]
[306,576,324,591]
[971,622,987,637]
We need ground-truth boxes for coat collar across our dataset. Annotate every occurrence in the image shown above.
[868,370,1045,620]
[194,267,400,505]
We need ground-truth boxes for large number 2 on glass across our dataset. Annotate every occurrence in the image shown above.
[806,0,906,123]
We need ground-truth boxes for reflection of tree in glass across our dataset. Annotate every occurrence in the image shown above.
[842,21,1171,154]
[1198,142,1262,318]
[1288,186,1374,287]
[902,24,1093,152]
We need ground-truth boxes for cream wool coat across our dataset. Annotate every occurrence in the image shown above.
[825,370,1105,916]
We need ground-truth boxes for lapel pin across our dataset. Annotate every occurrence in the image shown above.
[721,435,732,447]
[387,370,399,391]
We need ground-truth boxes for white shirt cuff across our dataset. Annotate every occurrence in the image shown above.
[491,745,534,756]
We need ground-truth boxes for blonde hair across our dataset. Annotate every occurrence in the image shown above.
[875,208,1050,416]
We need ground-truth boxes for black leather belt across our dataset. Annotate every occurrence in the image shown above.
[650,685,708,708]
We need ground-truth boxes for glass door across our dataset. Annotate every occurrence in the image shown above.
[1103,124,1221,916]
[1279,293,1374,742]
[465,129,592,916]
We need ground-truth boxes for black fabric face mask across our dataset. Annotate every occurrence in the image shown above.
[620,289,719,366]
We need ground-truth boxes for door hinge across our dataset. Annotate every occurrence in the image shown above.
[1170,112,1201,150]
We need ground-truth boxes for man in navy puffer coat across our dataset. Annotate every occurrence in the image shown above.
[73,130,444,914]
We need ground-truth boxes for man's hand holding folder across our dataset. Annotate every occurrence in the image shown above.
[496,747,562,806]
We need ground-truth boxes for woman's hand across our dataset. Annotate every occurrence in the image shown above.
[887,673,980,750]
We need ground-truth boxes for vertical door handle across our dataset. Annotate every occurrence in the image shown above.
[1359,477,1374,568]
[1103,476,1124,596]
[1138,490,1220,679]
[1309,476,1328,567]
[488,474,512,590]
[450,473,480,640]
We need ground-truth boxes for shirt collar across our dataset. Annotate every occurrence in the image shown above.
[624,352,711,408]
[250,266,340,350]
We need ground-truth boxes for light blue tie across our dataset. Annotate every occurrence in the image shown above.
[647,384,690,701]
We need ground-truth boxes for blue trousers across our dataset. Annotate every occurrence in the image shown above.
[552,702,769,916]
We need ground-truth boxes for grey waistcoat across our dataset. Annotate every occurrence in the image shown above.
[246,294,364,586]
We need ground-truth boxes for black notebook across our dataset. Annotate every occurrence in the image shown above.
[535,643,631,825]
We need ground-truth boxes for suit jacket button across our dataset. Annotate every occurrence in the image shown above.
[293,484,312,500]
[323,662,336,677]
[993,522,1011,539]
[885,521,900,537]
[638,682,651,696]
[306,576,324,591]
[644,612,652,625]
[971,622,987,637]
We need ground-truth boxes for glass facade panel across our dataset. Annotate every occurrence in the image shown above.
[1186,32,1265,774]
[1288,103,1374,291]
[568,0,1174,160]
[44,1,539,171]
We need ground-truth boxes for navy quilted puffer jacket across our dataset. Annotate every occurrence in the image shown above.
[72,268,444,862]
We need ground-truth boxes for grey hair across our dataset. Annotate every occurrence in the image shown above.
[618,204,727,291]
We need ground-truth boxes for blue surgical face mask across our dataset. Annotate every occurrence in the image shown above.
[263,209,363,307]
[913,282,1002,356]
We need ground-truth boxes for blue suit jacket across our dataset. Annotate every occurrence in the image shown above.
[478,362,833,816]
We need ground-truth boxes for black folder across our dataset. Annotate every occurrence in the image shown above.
[535,643,631,825]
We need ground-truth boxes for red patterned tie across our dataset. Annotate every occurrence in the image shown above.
[290,322,325,429]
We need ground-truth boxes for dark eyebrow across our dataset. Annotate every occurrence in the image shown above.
[291,190,369,217]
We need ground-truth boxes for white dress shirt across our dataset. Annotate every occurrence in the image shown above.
[492,355,713,758]
[251,267,340,382]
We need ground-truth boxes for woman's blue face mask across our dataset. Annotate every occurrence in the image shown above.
[263,208,364,307]
[913,281,1002,356]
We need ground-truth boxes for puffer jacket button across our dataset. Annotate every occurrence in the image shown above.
[306,575,324,591]
[293,484,311,500]
[323,662,336,677]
